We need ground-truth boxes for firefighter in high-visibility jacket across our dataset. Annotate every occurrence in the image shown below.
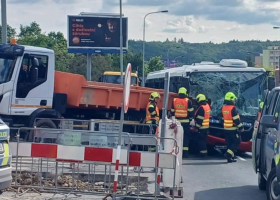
[194,94,211,158]
[171,87,194,158]
[222,92,244,163]
[145,92,161,151]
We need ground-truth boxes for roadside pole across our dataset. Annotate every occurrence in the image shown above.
[1,0,7,43]
[120,0,124,85]
[160,72,170,148]
[86,53,92,81]
[113,63,131,199]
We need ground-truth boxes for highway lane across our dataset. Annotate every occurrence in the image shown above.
[182,153,267,200]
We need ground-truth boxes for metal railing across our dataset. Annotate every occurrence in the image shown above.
[8,126,178,199]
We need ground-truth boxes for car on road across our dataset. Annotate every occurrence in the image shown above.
[252,86,280,200]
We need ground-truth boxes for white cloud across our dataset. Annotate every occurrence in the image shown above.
[198,25,215,33]
[225,24,243,31]
[163,16,196,33]
[145,19,153,28]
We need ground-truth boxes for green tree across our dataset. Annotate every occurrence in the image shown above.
[67,54,114,81]
[17,22,71,72]
[145,56,165,75]
[246,54,254,67]
[18,21,42,37]
[0,24,16,42]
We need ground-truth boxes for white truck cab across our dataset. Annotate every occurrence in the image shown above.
[0,42,61,138]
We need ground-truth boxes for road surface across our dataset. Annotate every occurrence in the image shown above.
[182,152,266,200]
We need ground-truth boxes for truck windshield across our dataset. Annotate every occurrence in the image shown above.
[103,75,137,85]
[0,56,16,84]
[189,71,266,117]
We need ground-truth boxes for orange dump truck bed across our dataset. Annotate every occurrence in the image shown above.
[54,71,177,111]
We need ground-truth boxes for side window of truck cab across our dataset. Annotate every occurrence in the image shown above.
[16,54,48,98]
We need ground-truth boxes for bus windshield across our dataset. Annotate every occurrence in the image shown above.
[189,71,267,117]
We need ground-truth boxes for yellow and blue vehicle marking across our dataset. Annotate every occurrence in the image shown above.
[0,142,11,166]
[0,129,11,166]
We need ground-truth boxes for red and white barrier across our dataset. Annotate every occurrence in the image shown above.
[9,142,175,168]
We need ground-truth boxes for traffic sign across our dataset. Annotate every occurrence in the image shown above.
[124,63,131,113]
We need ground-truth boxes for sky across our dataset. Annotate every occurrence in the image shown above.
[2,0,280,43]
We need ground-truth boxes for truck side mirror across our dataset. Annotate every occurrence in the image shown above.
[30,67,38,83]
[260,115,278,129]
[32,58,39,68]
[268,77,275,91]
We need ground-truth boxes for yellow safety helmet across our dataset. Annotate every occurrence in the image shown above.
[196,94,207,103]
[178,87,187,95]
[149,92,161,100]
[225,92,237,101]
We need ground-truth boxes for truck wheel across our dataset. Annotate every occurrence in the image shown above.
[258,172,266,190]
[27,119,57,142]
[266,167,280,200]
[35,119,57,129]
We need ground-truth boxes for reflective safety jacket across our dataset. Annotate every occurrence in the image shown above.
[145,101,159,124]
[222,105,243,131]
[171,97,194,123]
[194,103,211,129]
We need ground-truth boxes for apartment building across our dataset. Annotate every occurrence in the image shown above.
[263,46,280,68]
[255,54,263,67]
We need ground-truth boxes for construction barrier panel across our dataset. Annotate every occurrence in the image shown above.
[158,118,184,198]
[8,127,177,199]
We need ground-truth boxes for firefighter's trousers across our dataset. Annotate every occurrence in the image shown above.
[181,122,190,156]
[144,120,158,152]
[197,129,208,155]
[225,130,241,158]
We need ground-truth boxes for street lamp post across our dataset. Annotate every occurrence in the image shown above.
[174,55,185,62]
[1,0,7,43]
[142,10,168,86]
[167,47,180,68]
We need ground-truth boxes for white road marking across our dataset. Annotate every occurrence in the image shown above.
[236,156,246,161]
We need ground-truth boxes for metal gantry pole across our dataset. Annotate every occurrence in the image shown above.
[1,0,7,43]
[120,0,124,85]
[160,72,170,148]
[86,53,92,81]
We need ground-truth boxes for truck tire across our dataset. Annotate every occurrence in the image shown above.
[35,119,57,129]
[26,119,57,142]
[266,167,280,200]
[258,172,266,190]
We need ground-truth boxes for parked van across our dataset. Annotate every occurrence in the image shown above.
[0,119,12,190]
[252,87,280,200]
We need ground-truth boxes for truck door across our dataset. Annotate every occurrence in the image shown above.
[254,90,278,175]
[10,52,54,116]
